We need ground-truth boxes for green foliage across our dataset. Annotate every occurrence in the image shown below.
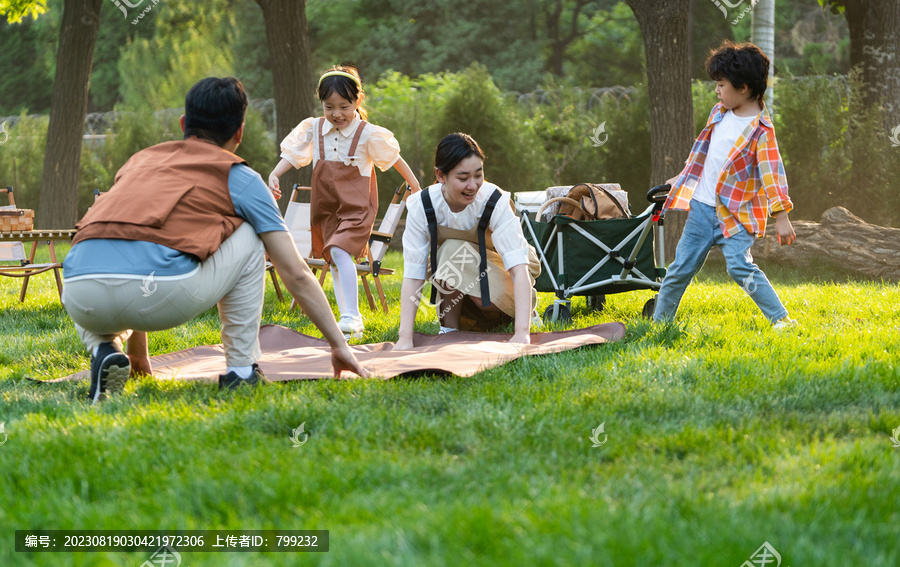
[230,0,273,100]
[0,1,55,115]
[568,1,645,86]
[367,71,456,200]
[692,80,720,133]
[0,0,45,23]
[0,112,48,210]
[436,64,546,193]
[774,71,900,226]
[118,29,235,110]
[518,81,651,201]
[238,106,278,177]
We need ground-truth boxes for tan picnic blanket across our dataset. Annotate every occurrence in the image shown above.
[53,323,626,382]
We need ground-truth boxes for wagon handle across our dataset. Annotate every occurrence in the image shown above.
[647,184,670,203]
[536,196,583,221]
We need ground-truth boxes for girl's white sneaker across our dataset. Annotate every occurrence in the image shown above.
[338,315,364,339]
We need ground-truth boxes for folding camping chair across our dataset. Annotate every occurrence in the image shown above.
[0,187,63,302]
[270,182,411,313]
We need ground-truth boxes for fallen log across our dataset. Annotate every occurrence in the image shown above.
[751,207,900,281]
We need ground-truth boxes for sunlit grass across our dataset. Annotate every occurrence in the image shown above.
[1,245,899,566]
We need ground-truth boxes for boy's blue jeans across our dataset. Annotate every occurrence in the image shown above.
[652,202,788,324]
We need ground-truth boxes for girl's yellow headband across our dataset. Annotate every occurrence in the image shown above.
[317,71,361,89]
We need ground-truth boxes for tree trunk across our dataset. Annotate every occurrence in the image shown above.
[751,0,776,110]
[843,0,900,129]
[751,207,900,281]
[626,0,695,262]
[37,0,103,229]
[256,0,316,211]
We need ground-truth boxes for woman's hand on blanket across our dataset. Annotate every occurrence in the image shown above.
[508,331,531,345]
[331,344,371,378]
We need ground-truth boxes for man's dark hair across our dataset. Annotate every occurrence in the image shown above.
[183,77,248,146]
[434,132,485,176]
[706,41,770,103]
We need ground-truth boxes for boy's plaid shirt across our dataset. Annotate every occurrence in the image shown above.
[663,102,793,238]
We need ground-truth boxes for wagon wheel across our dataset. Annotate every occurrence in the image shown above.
[642,295,657,319]
[543,301,572,325]
[585,294,606,313]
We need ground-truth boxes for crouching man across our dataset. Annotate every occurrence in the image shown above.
[63,77,369,403]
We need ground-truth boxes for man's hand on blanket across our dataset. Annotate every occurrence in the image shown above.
[332,344,371,378]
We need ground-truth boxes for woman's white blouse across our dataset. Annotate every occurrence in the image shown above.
[403,182,531,280]
[280,115,401,177]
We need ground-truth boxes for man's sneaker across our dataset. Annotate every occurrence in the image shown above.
[438,326,457,335]
[89,342,131,404]
[338,315,364,339]
[219,363,270,390]
[773,317,798,330]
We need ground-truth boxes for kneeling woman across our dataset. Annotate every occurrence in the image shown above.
[395,133,539,350]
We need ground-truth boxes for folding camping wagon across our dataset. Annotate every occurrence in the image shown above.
[516,184,671,323]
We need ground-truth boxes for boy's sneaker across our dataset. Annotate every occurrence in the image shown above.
[88,342,131,404]
[219,363,270,390]
[773,317,798,330]
[338,315,364,339]
[438,326,457,335]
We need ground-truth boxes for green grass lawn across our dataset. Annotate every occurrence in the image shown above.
[1,246,899,566]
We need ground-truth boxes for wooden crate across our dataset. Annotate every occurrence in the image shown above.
[0,209,34,232]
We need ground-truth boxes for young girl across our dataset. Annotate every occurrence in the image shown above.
[268,66,421,338]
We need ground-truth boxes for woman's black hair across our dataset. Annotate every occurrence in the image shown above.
[434,133,485,176]
[183,77,248,146]
[706,40,770,103]
[316,65,368,120]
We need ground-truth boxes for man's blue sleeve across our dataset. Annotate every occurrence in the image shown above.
[229,164,288,233]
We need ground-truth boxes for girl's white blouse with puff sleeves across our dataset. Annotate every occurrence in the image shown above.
[279,115,401,178]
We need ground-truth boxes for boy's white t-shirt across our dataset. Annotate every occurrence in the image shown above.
[692,110,756,206]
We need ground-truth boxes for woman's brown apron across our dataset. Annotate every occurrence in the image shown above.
[432,227,540,332]
[310,117,378,263]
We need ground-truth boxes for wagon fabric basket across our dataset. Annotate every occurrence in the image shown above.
[0,208,34,232]
[516,184,671,322]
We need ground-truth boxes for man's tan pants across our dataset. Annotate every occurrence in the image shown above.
[63,223,266,367]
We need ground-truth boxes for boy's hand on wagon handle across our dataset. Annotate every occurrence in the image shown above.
[774,211,796,246]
